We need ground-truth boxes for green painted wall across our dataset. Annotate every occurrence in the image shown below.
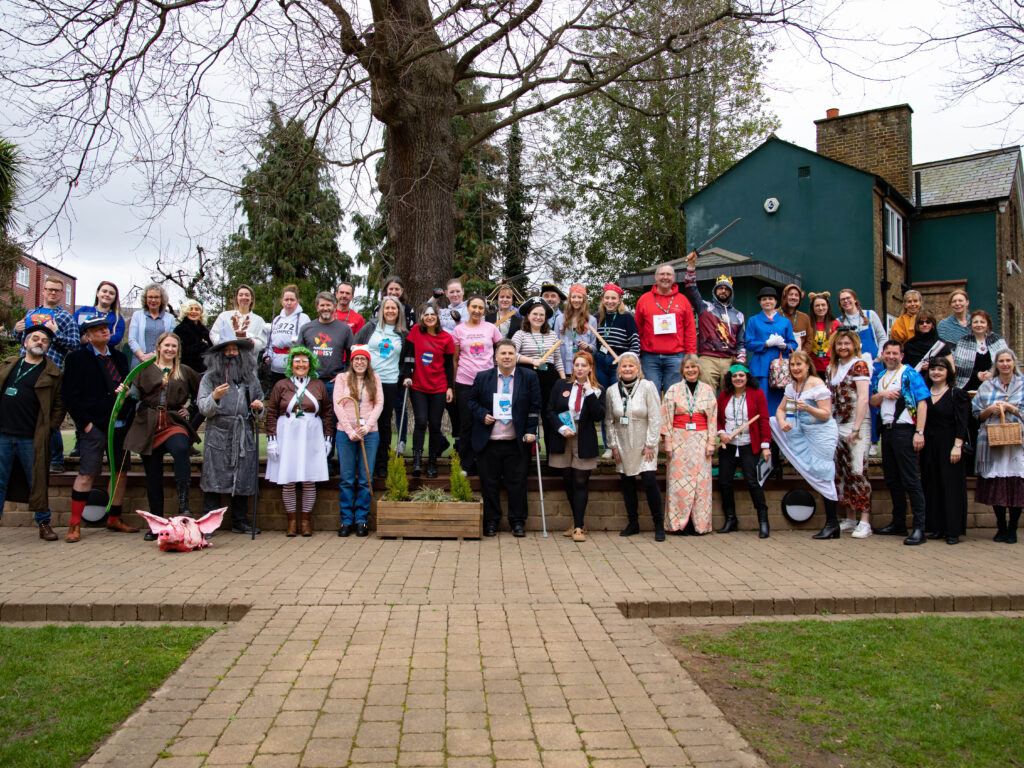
[684,138,879,317]
[910,212,997,319]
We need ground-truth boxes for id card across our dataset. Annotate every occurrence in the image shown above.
[358,417,365,427]
[619,416,629,425]
[4,386,16,396]
[653,313,676,335]
[685,422,696,431]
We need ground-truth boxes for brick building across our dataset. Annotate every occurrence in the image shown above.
[634,104,1024,359]
[6,253,77,318]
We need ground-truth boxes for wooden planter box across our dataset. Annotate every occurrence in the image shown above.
[375,500,483,540]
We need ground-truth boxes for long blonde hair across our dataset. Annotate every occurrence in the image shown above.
[154,331,184,381]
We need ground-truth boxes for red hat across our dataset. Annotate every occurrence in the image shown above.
[350,345,371,362]
[569,284,587,296]
[602,283,624,296]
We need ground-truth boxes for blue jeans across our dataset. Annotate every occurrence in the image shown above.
[50,429,63,465]
[641,352,683,397]
[337,430,379,525]
[0,434,48,523]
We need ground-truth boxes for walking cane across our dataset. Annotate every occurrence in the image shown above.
[532,413,548,538]
[251,409,260,541]
[340,396,372,492]
[396,385,410,456]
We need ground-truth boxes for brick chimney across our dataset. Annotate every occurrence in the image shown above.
[815,104,913,199]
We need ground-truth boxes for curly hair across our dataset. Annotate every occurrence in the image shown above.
[285,346,320,378]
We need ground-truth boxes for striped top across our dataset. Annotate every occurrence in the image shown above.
[511,329,565,375]
[593,311,641,358]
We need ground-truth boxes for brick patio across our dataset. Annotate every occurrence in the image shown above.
[3,523,1023,767]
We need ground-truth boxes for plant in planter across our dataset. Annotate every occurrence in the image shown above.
[376,445,482,538]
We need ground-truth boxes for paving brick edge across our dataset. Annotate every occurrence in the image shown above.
[0,601,251,623]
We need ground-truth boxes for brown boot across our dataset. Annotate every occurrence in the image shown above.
[106,517,140,533]
[65,523,81,543]
[300,513,312,537]
[39,522,58,541]
[285,513,297,537]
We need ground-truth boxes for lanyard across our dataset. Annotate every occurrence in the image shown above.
[731,392,746,424]
[618,378,638,415]
[292,377,310,414]
[653,294,677,314]
[9,359,41,387]
[602,311,617,335]
[682,382,698,415]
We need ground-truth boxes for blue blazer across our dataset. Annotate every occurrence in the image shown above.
[468,366,541,456]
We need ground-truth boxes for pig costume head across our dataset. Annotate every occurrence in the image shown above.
[138,508,226,552]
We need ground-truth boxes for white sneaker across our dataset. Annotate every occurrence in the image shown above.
[601,448,613,459]
[851,521,873,538]
[839,519,858,532]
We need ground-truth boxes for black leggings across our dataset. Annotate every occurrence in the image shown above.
[621,471,663,522]
[562,468,591,528]
[718,444,768,514]
[411,389,447,456]
[374,382,399,467]
[141,433,192,516]
[455,382,477,470]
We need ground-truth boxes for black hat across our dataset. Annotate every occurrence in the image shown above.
[78,314,110,333]
[757,286,779,300]
[23,323,55,341]
[205,337,255,356]
[518,296,553,320]
[540,283,567,301]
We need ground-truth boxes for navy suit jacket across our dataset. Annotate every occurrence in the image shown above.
[468,366,541,456]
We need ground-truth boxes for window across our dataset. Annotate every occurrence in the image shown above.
[65,284,73,307]
[884,204,904,260]
[797,166,811,179]
[15,265,29,288]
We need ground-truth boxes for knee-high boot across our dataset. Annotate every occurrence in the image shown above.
[813,499,840,540]
[994,507,1008,542]
[1007,508,1021,544]
[757,507,770,539]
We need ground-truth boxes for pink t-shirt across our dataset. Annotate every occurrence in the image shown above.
[452,322,502,386]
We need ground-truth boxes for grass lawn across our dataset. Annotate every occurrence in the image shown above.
[0,624,216,768]
[675,617,1024,768]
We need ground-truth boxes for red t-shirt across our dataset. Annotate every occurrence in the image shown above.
[407,326,454,394]
[334,308,365,336]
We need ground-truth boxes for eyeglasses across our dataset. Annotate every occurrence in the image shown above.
[43,287,62,293]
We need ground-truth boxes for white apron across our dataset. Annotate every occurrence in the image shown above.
[266,382,329,484]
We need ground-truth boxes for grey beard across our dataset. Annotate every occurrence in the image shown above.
[28,345,47,356]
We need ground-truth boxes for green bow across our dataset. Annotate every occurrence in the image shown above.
[105,357,155,514]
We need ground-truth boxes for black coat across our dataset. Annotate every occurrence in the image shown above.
[545,379,605,459]
[467,367,541,456]
[62,345,132,431]
[174,319,212,373]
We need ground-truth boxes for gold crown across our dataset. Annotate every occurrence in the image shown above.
[715,274,733,286]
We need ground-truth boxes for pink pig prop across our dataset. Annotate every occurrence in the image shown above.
[137,508,226,552]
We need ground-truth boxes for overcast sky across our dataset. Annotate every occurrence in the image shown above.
[20,0,1023,310]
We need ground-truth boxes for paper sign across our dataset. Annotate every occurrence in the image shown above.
[653,313,676,335]
[493,393,513,423]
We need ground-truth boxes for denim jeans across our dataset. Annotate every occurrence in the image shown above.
[641,351,683,397]
[0,433,48,523]
[337,430,379,524]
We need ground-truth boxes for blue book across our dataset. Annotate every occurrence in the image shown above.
[557,410,575,431]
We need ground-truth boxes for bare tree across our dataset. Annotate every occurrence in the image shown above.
[0,0,817,305]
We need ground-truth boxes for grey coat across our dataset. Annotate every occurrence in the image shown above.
[197,367,261,495]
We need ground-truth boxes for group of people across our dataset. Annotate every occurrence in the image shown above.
[0,264,1021,548]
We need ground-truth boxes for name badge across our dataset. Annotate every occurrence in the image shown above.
[537,363,549,371]
[685,422,696,431]
[358,418,365,427]
[4,386,16,396]
[619,416,629,425]
[653,313,676,335]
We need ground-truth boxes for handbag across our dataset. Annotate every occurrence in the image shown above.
[986,406,1023,447]
[768,351,792,389]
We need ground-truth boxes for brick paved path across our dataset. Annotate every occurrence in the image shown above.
[4,528,1024,767]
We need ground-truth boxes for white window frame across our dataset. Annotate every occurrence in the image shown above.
[15,265,29,288]
[65,284,73,307]
[884,204,904,260]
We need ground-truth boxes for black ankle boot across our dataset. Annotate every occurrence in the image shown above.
[176,478,192,517]
[653,512,665,542]
[412,450,423,477]
[620,512,640,536]
[757,508,770,538]
[994,508,1008,542]
[812,500,840,540]
[425,454,438,479]
[717,511,738,534]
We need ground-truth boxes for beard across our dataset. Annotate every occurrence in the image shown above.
[28,345,47,356]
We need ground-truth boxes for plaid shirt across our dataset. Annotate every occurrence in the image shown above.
[953,333,1009,389]
[16,305,80,369]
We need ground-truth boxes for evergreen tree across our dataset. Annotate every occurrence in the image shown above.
[0,137,25,331]
[498,122,532,299]
[220,104,351,318]
[544,0,778,283]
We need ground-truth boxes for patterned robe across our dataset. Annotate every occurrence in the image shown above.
[828,359,872,515]
[660,381,717,533]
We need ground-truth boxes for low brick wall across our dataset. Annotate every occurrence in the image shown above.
[3,468,999,535]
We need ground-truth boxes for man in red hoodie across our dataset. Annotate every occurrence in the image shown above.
[634,263,697,395]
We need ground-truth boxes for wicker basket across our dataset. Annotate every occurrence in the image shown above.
[986,407,1023,447]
